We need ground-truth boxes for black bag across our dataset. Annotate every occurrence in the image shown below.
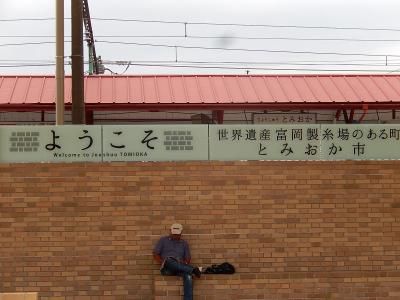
[204,262,235,274]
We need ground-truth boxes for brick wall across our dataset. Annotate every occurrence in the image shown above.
[0,161,399,299]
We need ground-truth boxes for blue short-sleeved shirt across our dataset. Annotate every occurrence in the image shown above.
[153,236,191,262]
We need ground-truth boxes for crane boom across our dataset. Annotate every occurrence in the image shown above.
[82,0,101,74]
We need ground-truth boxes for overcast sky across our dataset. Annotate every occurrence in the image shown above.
[1,0,400,75]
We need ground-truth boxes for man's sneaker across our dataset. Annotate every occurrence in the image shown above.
[192,267,201,278]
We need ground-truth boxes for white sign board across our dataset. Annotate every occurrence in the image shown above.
[320,124,400,160]
[0,125,102,163]
[209,124,400,161]
[253,113,316,124]
[101,125,208,161]
[209,125,321,160]
[0,124,399,163]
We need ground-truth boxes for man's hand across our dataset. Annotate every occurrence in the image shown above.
[182,258,191,265]
[153,253,163,265]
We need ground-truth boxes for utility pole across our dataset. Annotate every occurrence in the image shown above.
[71,0,85,124]
[55,0,64,125]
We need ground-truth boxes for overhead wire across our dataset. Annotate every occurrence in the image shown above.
[2,34,400,43]
[2,16,400,32]
[103,59,400,67]
[0,63,56,68]
[0,61,95,68]
[1,58,399,64]
[1,39,398,59]
[96,40,400,58]
[2,59,400,70]
[0,18,56,22]
[0,59,55,63]
[0,41,59,47]
[2,17,400,72]
[89,18,400,33]
[101,61,400,73]
[185,35,400,43]
[1,60,398,72]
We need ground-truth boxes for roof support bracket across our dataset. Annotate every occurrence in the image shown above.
[212,110,224,124]
[335,109,341,121]
[342,109,349,123]
[349,109,355,123]
[85,110,94,125]
[358,104,369,123]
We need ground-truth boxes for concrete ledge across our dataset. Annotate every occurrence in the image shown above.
[0,293,38,300]
[155,274,400,300]
[154,274,249,300]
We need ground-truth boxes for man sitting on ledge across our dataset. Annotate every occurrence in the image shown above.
[153,223,202,300]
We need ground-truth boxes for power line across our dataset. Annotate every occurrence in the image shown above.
[0,59,55,62]
[2,59,397,69]
[0,41,62,47]
[0,35,184,39]
[89,18,400,33]
[2,17,400,33]
[96,40,400,58]
[179,60,400,67]
[81,57,400,63]
[2,39,396,58]
[0,63,56,68]
[0,18,56,22]
[103,61,400,73]
[2,34,400,43]
[2,58,399,64]
[104,59,400,67]
[0,61,97,68]
[186,35,400,43]
[1,60,398,72]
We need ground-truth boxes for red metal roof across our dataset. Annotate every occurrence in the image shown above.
[0,74,400,110]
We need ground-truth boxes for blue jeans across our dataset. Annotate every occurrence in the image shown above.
[160,258,195,300]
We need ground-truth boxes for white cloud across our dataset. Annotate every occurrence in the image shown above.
[0,0,55,17]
